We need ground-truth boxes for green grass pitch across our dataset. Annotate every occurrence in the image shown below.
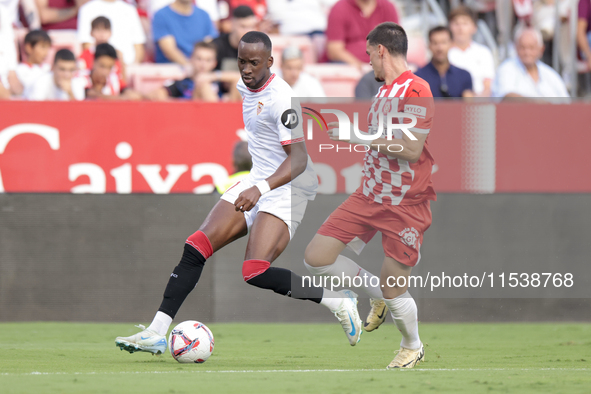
[1,322,589,393]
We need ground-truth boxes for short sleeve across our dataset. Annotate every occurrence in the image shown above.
[325,3,346,42]
[76,4,93,44]
[462,69,473,92]
[129,6,147,44]
[273,94,305,146]
[491,61,513,97]
[152,9,171,42]
[481,47,496,80]
[403,84,434,135]
[578,0,590,21]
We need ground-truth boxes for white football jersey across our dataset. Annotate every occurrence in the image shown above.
[236,73,317,199]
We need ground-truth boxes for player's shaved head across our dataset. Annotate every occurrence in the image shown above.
[238,31,274,90]
[240,31,272,53]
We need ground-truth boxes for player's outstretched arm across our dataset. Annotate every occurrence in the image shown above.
[233,142,308,212]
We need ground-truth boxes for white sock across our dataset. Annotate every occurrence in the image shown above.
[147,311,173,336]
[383,291,421,350]
[357,267,383,299]
[304,255,382,299]
[319,288,343,311]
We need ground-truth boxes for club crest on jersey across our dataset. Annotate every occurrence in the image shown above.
[382,100,393,115]
[257,101,264,115]
[399,227,420,249]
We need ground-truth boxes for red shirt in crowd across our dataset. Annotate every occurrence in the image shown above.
[40,0,78,30]
[324,0,399,63]
[78,48,127,89]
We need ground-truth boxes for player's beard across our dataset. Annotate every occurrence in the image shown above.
[373,69,385,83]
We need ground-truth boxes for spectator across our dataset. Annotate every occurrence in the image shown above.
[215,140,252,194]
[0,0,20,25]
[0,3,19,99]
[152,0,218,65]
[279,46,325,97]
[15,30,52,97]
[225,0,266,20]
[212,5,257,72]
[578,0,591,70]
[354,70,383,99]
[77,0,146,64]
[78,16,126,85]
[448,6,495,96]
[82,43,142,100]
[266,0,337,36]
[492,27,569,99]
[147,41,240,102]
[415,26,473,98]
[324,0,398,68]
[25,48,86,100]
[149,0,220,25]
[35,0,87,30]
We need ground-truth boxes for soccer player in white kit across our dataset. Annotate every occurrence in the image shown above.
[115,31,362,355]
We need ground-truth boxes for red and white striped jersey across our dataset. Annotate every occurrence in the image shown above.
[80,69,122,96]
[361,70,436,205]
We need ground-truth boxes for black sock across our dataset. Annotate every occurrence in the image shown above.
[158,244,206,318]
[246,267,323,303]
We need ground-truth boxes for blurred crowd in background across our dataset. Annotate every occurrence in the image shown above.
[0,0,589,102]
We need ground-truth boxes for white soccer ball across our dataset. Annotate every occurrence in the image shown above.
[168,320,214,363]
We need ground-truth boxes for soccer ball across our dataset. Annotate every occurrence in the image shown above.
[168,320,214,363]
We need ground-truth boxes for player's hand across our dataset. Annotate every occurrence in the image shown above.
[234,186,261,212]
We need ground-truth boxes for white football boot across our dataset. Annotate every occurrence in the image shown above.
[115,325,167,355]
[332,290,363,346]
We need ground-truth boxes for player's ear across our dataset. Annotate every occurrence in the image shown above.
[268,55,274,68]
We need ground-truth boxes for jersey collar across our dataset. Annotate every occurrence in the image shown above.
[382,70,413,88]
[246,73,275,93]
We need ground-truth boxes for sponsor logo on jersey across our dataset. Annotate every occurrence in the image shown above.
[382,100,392,115]
[257,101,264,115]
[399,227,420,249]
[404,104,427,119]
[281,109,299,129]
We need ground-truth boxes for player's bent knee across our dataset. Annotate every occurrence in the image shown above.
[242,259,271,282]
[186,230,213,259]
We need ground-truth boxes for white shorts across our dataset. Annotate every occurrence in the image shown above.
[220,178,309,240]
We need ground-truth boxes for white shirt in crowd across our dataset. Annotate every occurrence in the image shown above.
[25,72,86,101]
[77,0,146,65]
[147,0,219,20]
[0,0,18,25]
[279,71,326,98]
[492,57,569,99]
[16,62,51,96]
[267,0,339,35]
[448,41,495,95]
[0,3,17,88]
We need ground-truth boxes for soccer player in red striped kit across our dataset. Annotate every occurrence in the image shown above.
[305,22,436,369]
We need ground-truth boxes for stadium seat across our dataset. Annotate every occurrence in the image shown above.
[269,34,316,68]
[304,64,362,97]
[127,63,185,94]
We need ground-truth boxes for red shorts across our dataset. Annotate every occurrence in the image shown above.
[317,191,432,267]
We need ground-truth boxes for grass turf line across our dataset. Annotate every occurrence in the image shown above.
[0,322,589,393]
